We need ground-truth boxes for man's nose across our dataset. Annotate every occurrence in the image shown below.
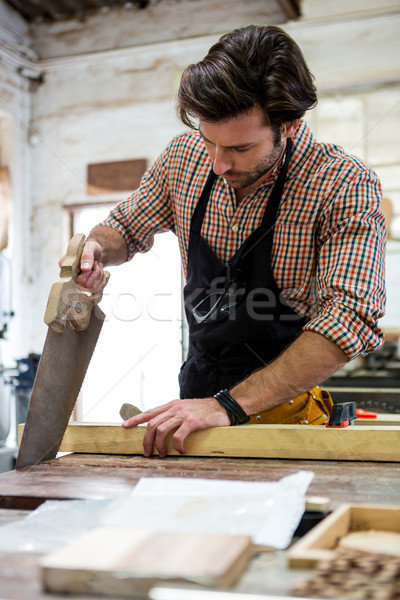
[213,147,232,175]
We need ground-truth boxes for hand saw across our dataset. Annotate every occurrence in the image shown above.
[16,233,109,469]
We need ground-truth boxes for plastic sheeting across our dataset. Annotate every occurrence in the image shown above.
[0,471,314,553]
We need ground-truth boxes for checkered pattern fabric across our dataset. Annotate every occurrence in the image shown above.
[104,121,386,359]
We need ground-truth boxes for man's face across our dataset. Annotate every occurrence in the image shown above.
[199,106,293,194]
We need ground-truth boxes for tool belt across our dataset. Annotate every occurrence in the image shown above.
[248,386,333,425]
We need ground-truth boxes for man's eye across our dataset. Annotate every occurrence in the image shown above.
[235,147,251,153]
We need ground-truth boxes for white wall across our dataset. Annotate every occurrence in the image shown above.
[0,1,32,363]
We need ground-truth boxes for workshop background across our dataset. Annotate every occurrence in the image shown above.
[0,0,399,442]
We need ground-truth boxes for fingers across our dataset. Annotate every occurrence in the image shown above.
[172,422,193,455]
[59,240,105,293]
[122,403,185,458]
[75,260,105,293]
[80,240,102,272]
[120,398,230,458]
[145,414,183,458]
[75,241,106,292]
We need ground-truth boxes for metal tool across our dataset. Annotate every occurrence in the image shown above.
[325,401,357,428]
[16,234,109,469]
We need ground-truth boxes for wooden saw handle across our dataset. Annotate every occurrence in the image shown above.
[44,233,110,333]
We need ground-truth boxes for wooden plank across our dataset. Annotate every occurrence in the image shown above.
[41,528,253,594]
[328,388,400,414]
[60,422,400,462]
[87,159,147,194]
[18,422,400,462]
[339,530,400,556]
[356,413,400,426]
[304,496,331,513]
[0,509,30,527]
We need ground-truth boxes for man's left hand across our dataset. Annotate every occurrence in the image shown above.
[121,398,230,457]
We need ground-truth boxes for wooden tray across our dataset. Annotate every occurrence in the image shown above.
[288,503,400,568]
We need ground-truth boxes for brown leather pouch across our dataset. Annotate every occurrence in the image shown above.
[248,386,333,425]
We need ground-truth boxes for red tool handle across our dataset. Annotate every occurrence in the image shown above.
[356,408,378,419]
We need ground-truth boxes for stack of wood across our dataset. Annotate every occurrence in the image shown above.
[292,548,400,599]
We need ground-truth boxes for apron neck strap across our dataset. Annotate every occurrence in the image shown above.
[260,136,292,229]
[190,169,217,235]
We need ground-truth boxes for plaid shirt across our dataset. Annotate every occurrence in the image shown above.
[104,121,386,360]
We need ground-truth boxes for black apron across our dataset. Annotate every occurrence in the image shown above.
[179,138,306,398]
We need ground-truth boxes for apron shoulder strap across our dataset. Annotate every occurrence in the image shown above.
[261,137,292,230]
[190,170,217,235]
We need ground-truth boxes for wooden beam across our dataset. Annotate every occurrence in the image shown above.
[17,422,400,462]
[276,0,300,20]
[357,414,400,426]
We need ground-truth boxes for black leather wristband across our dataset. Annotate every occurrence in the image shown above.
[213,389,250,426]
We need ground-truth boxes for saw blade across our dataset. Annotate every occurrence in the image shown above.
[16,304,105,469]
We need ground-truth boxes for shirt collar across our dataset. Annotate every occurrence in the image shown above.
[286,120,314,181]
[249,120,313,188]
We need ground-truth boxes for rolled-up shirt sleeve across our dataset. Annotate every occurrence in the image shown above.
[102,145,176,260]
[304,169,386,359]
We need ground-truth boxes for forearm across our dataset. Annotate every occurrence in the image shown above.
[86,225,128,267]
[230,331,348,415]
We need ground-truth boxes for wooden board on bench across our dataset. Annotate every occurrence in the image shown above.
[40,528,253,596]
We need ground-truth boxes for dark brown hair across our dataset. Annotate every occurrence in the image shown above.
[177,25,317,129]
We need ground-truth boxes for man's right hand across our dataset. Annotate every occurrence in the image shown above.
[59,239,108,294]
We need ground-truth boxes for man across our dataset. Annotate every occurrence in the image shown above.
[71,25,386,457]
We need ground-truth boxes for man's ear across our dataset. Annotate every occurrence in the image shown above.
[282,119,300,138]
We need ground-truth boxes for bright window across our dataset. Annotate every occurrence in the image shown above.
[72,205,183,423]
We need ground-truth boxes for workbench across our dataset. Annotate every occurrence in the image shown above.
[0,452,399,599]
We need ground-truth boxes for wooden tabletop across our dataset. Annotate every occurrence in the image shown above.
[1,453,399,510]
[0,453,399,600]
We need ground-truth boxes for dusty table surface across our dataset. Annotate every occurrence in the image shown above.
[0,546,312,600]
[0,453,399,599]
[0,505,312,600]
[0,453,399,509]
